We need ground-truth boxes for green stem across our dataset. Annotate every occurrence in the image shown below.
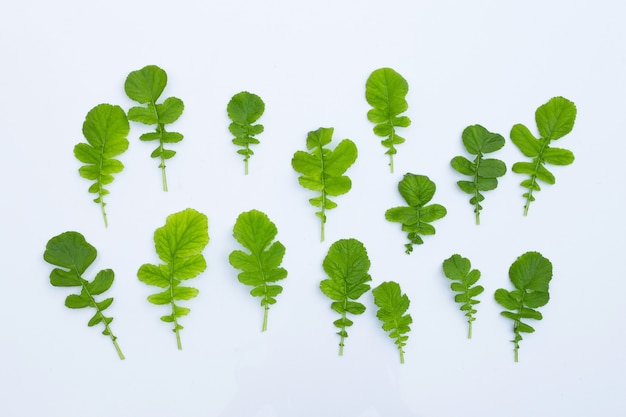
[473,154,482,225]
[339,333,345,356]
[468,320,473,339]
[244,158,249,175]
[77,276,124,359]
[524,139,551,216]
[101,202,108,228]
[399,348,405,364]
[262,305,268,332]
[389,154,394,173]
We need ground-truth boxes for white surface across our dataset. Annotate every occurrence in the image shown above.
[1,1,625,416]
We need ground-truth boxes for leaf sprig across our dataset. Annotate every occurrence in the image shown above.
[385,173,447,254]
[229,209,288,331]
[137,208,209,350]
[291,127,358,241]
[442,254,484,338]
[320,238,372,356]
[372,281,412,364]
[365,67,411,173]
[494,251,552,362]
[125,64,185,191]
[227,91,265,175]
[43,231,124,359]
[74,103,129,227]
[511,96,577,215]
[451,124,506,224]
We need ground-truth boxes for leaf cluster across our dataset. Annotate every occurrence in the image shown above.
[365,67,411,173]
[385,173,447,254]
[372,281,412,364]
[229,209,288,332]
[43,231,124,359]
[125,64,185,191]
[451,124,506,225]
[74,103,130,228]
[291,127,358,241]
[320,238,372,355]
[494,251,552,362]
[511,96,576,215]
[442,254,484,338]
[137,208,209,350]
[227,91,265,175]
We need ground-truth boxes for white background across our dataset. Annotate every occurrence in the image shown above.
[1,1,625,416]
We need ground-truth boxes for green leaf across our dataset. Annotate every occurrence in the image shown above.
[228,91,265,174]
[442,254,483,338]
[229,210,288,331]
[138,208,209,349]
[44,232,96,276]
[320,238,371,355]
[495,251,553,361]
[385,173,446,254]
[124,64,167,104]
[452,124,506,224]
[372,281,412,363]
[124,64,185,191]
[542,147,575,165]
[450,156,475,176]
[365,67,411,172]
[87,269,114,295]
[535,96,577,140]
[157,97,184,124]
[511,96,577,215]
[291,127,358,241]
[43,231,124,359]
[510,124,542,157]
[74,104,129,227]
[462,124,505,155]
[509,251,553,292]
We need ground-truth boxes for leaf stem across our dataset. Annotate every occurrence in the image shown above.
[468,320,473,339]
[389,154,394,173]
[101,202,109,228]
[78,276,124,359]
[262,305,269,332]
[399,348,405,364]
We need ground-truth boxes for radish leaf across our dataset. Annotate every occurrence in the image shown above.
[372,281,412,364]
[229,209,288,332]
[291,127,358,241]
[320,238,372,356]
[511,96,576,215]
[385,173,447,254]
[74,103,129,228]
[227,91,265,175]
[137,208,209,350]
[44,231,125,359]
[125,65,184,191]
[450,124,506,224]
[494,251,552,362]
[365,67,411,173]
[442,254,484,338]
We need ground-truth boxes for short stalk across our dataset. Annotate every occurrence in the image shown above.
[244,159,249,175]
[399,348,405,364]
[389,154,394,173]
[161,156,168,192]
[468,321,473,339]
[112,338,125,360]
[262,305,269,332]
[101,202,109,228]
[339,336,345,356]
